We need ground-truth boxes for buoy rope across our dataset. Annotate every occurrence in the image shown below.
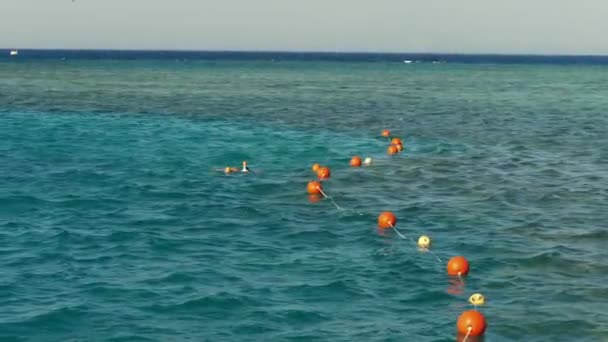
[425,248,443,263]
[388,223,444,263]
[388,222,409,240]
[462,326,472,342]
[317,187,343,210]
[316,186,365,216]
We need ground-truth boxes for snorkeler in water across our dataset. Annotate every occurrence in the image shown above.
[218,161,252,174]
[241,161,250,173]
[223,166,238,174]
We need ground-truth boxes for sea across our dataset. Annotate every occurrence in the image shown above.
[1,50,607,342]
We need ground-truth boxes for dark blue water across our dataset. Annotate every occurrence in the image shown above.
[2,49,608,64]
[1,52,607,341]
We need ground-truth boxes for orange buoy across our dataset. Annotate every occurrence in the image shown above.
[381,129,391,137]
[312,163,321,172]
[350,156,362,167]
[391,137,402,145]
[317,166,331,180]
[307,181,322,195]
[395,143,403,152]
[377,211,397,229]
[447,256,470,276]
[387,145,398,155]
[457,310,487,337]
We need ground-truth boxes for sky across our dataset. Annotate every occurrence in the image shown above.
[1,0,607,55]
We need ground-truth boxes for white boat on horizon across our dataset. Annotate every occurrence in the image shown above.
[10,50,18,56]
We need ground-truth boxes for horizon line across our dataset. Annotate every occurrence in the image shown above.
[2,47,608,58]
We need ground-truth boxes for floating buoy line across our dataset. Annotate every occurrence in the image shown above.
[303,130,488,341]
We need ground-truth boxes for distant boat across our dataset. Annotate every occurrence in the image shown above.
[10,50,18,56]
[403,60,413,64]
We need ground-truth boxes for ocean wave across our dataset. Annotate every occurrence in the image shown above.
[144,292,262,315]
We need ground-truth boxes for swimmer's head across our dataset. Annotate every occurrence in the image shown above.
[224,167,232,174]
[363,157,372,166]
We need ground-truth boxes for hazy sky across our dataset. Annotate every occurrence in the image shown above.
[2,0,607,54]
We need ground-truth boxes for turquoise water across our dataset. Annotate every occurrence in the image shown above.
[1,59,608,341]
